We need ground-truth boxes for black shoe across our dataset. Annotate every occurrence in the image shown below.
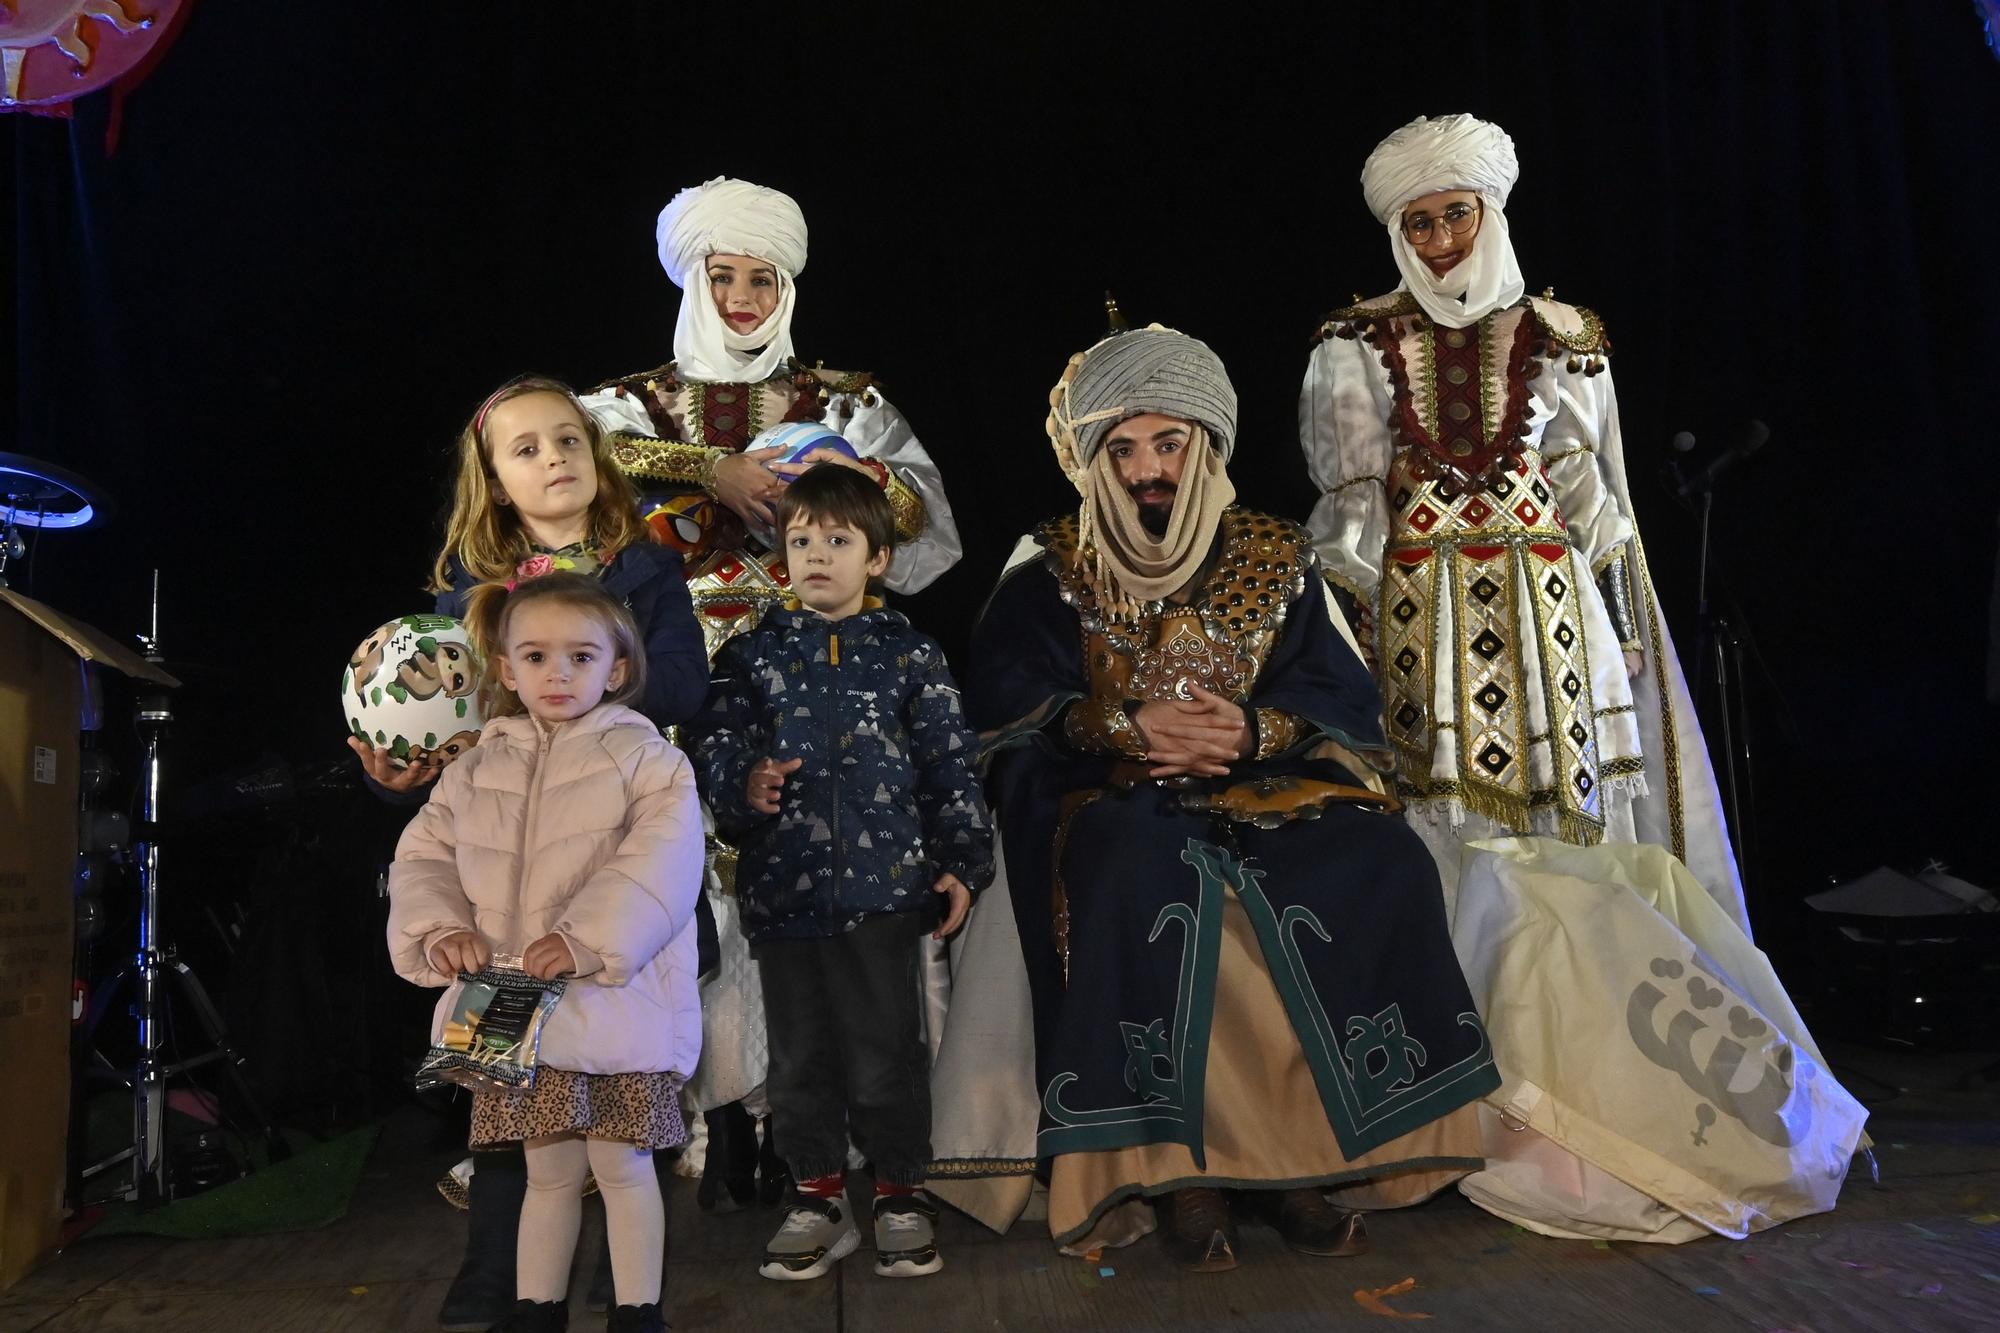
[1255,1188,1370,1257]
[607,1303,668,1332]
[1161,1187,1238,1272]
[696,1103,757,1212]
[439,1151,527,1331]
[756,1116,790,1206]
[492,1300,567,1332]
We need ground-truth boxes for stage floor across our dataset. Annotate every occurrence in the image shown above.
[4,1042,1997,1332]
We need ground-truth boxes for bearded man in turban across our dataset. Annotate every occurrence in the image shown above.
[964,327,1499,1271]
[1300,115,1748,931]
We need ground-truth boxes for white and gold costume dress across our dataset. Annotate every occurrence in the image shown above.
[1301,288,1745,932]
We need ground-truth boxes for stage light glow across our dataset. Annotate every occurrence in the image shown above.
[0,453,109,528]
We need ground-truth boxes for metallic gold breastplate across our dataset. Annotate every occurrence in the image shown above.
[1044,508,1310,703]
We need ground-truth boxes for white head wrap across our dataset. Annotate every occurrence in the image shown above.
[655,177,808,382]
[1360,114,1525,329]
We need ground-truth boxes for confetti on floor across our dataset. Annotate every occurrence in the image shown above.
[1354,1277,1433,1320]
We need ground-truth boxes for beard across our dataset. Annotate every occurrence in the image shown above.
[1130,481,1176,538]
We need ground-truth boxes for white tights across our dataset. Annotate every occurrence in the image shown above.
[518,1133,663,1306]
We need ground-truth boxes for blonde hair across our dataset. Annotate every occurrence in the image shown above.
[429,375,654,595]
[463,573,647,720]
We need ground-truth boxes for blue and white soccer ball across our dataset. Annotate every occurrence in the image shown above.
[753,422,860,479]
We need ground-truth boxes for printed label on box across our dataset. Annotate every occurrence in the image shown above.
[32,748,57,784]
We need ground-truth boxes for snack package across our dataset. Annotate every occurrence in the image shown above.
[417,956,567,1094]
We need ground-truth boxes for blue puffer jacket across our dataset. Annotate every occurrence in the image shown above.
[689,606,994,942]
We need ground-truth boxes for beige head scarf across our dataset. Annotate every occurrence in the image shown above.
[1046,326,1238,620]
[655,177,809,382]
[1361,114,1525,329]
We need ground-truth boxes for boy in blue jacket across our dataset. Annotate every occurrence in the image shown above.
[689,462,994,1283]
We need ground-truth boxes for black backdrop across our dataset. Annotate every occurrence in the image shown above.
[10,2,2000,929]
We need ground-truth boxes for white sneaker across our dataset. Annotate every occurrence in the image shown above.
[873,1192,944,1277]
[758,1195,860,1281]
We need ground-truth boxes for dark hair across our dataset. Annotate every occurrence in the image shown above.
[773,463,897,558]
[462,572,647,718]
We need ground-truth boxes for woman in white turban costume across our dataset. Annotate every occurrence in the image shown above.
[581,176,964,1204]
[1299,115,1745,931]
[1298,119,1868,1245]
[585,176,960,626]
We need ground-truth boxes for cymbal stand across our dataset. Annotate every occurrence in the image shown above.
[80,572,285,1204]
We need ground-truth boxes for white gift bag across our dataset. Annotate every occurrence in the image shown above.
[1451,837,1868,1241]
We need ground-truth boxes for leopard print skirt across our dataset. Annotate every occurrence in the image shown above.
[471,1069,686,1150]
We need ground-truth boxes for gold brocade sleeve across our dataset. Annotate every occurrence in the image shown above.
[1062,698,1149,760]
[1252,708,1308,761]
[883,469,927,541]
[608,432,723,493]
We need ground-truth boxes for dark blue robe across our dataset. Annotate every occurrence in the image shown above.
[966,519,1499,1170]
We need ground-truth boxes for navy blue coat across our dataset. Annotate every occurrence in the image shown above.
[689,606,994,942]
[438,540,708,731]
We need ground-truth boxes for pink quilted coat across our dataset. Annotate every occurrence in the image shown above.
[388,704,704,1077]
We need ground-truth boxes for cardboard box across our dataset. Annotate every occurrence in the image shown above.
[0,590,174,1290]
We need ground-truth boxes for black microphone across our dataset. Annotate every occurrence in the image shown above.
[1659,430,1698,493]
[1673,420,1769,499]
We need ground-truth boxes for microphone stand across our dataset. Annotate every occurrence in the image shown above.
[1689,477,1759,924]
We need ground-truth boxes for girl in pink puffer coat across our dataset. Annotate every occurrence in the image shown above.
[390,574,702,1333]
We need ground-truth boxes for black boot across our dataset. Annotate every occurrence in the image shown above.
[696,1103,756,1212]
[1161,1187,1238,1273]
[1252,1187,1369,1257]
[755,1116,789,1207]
[607,1303,668,1332]
[439,1149,527,1331]
[492,1299,567,1332]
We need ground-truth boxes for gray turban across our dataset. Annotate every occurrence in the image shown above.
[1062,327,1239,464]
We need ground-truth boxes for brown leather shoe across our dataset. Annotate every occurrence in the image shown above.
[1260,1187,1369,1257]
[1161,1187,1238,1272]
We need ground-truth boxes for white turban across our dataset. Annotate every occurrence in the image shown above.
[654,177,808,383]
[1360,115,1525,329]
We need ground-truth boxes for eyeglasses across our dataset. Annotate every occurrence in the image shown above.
[1402,201,1482,244]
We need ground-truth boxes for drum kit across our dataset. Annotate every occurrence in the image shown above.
[3,451,285,1208]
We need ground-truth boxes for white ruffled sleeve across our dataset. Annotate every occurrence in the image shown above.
[823,388,963,594]
[1540,362,1636,571]
[579,384,661,439]
[1299,335,1396,602]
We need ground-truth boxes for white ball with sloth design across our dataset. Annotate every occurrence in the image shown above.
[341,614,486,769]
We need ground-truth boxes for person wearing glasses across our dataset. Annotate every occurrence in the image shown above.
[1297,114,1747,936]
